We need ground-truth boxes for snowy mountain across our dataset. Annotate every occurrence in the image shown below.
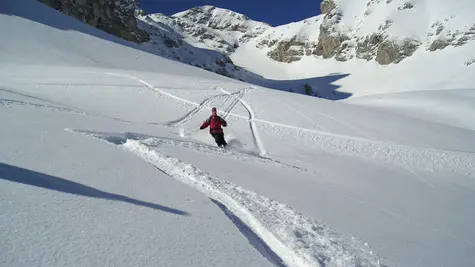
[158,0,475,65]
[1,1,475,266]
[134,6,275,81]
[315,0,475,64]
[133,1,475,99]
[30,0,475,99]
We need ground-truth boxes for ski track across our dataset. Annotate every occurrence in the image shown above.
[278,99,329,132]
[73,130,382,267]
[287,124,475,177]
[0,87,69,107]
[164,90,245,127]
[105,72,475,178]
[222,89,246,119]
[0,98,87,115]
[219,88,268,157]
[106,72,268,157]
[211,198,287,267]
[0,88,131,123]
[70,130,303,170]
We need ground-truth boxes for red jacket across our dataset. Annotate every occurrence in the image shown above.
[200,115,227,134]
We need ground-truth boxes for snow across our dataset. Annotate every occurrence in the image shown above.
[333,0,475,39]
[257,16,323,43]
[345,89,475,131]
[1,1,475,267]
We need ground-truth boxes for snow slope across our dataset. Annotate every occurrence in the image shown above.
[1,1,475,267]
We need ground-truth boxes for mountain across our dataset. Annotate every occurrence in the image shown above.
[315,0,475,64]
[135,1,474,97]
[31,0,475,99]
[153,0,475,65]
[2,1,475,267]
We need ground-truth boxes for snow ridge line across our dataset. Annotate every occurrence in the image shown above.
[119,138,382,267]
[220,88,268,157]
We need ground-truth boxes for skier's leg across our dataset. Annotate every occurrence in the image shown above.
[211,133,220,146]
[219,133,227,147]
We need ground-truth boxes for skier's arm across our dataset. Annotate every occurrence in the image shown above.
[220,117,227,127]
[200,119,210,130]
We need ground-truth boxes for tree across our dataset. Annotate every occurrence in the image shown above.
[304,84,313,96]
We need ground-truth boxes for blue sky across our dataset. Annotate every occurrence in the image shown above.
[139,0,323,26]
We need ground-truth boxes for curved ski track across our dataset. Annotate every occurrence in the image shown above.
[163,89,245,127]
[219,87,268,157]
[73,130,382,267]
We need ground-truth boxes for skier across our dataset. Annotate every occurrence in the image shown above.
[200,107,228,147]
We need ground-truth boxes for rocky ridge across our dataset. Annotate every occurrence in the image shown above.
[38,0,149,43]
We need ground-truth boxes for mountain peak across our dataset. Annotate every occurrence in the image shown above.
[198,5,217,12]
[171,5,270,33]
[173,5,249,22]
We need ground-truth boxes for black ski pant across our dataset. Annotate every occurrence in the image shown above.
[211,132,227,147]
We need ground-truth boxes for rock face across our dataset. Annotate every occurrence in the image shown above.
[315,10,348,60]
[267,38,316,63]
[375,39,420,64]
[314,0,422,64]
[261,0,427,65]
[136,10,245,80]
[428,23,475,51]
[320,0,336,14]
[37,0,149,43]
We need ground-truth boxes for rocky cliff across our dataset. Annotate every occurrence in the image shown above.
[38,0,149,43]
[314,0,474,64]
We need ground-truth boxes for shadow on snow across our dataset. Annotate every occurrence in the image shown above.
[211,198,287,267]
[0,162,190,216]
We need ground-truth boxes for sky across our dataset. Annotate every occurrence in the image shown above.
[139,0,323,26]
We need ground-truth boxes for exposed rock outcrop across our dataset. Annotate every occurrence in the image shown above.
[320,0,336,14]
[356,34,385,60]
[314,0,423,64]
[376,39,420,64]
[267,38,315,63]
[315,6,348,60]
[37,0,149,43]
